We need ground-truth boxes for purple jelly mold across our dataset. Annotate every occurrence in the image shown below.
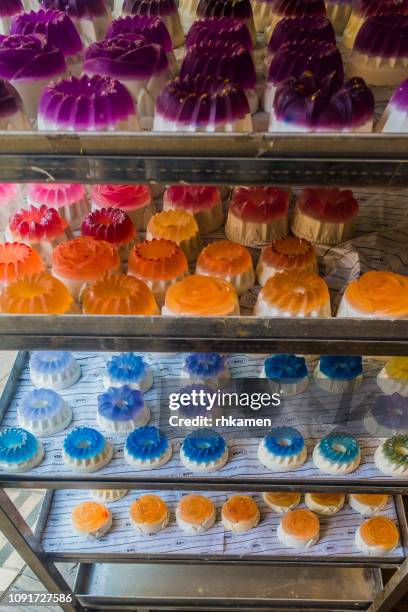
[370,394,408,432]
[0,0,23,17]
[271,0,326,17]
[196,0,253,20]
[353,15,408,58]
[106,15,173,52]
[186,17,253,52]
[0,79,23,118]
[353,0,408,18]
[267,40,343,86]
[389,77,408,110]
[274,72,374,130]
[38,74,136,130]
[122,0,178,17]
[84,33,168,79]
[39,0,109,18]
[181,41,256,91]
[0,34,66,80]
[268,17,336,54]
[10,10,83,57]
[156,75,250,127]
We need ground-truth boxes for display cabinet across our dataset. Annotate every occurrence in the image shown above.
[0,132,407,612]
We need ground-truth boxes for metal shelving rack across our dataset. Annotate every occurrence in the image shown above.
[0,132,407,611]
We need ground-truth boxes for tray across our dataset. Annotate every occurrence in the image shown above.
[1,351,408,492]
[37,488,407,566]
[73,562,383,610]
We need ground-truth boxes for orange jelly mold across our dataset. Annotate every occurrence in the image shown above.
[196,240,253,276]
[147,209,199,242]
[307,493,344,506]
[164,274,239,316]
[52,237,120,282]
[0,242,44,285]
[177,493,215,525]
[130,494,169,525]
[9,205,67,242]
[296,188,359,222]
[343,271,408,318]
[71,501,110,533]
[163,185,221,212]
[0,272,73,314]
[263,491,300,507]
[359,516,399,548]
[260,270,330,316]
[259,236,317,272]
[230,187,289,222]
[222,495,259,522]
[280,509,320,539]
[128,239,188,281]
[82,273,159,315]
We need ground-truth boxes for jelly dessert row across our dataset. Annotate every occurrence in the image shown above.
[0,2,407,133]
[27,349,408,399]
[1,422,407,478]
[69,492,400,557]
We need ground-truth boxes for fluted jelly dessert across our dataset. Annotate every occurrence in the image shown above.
[181,41,257,113]
[264,40,343,112]
[29,351,81,390]
[197,0,256,45]
[256,236,317,286]
[225,186,289,247]
[128,239,188,302]
[0,272,73,314]
[254,270,331,317]
[146,209,201,262]
[38,75,140,132]
[40,0,112,44]
[347,16,408,87]
[0,243,44,287]
[186,17,253,53]
[163,185,223,234]
[153,75,252,133]
[52,237,120,301]
[267,16,335,56]
[163,274,239,316]
[292,187,359,245]
[122,0,184,47]
[0,427,44,472]
[270,73,374,133]
[264,0,327,43]
[196,240,255,295]
[82,273,159,315]
[343,0,408,49]
[81,207,136,259]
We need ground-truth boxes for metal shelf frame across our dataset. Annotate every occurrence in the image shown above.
[0,131,407,610]
[1,131,408,187]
